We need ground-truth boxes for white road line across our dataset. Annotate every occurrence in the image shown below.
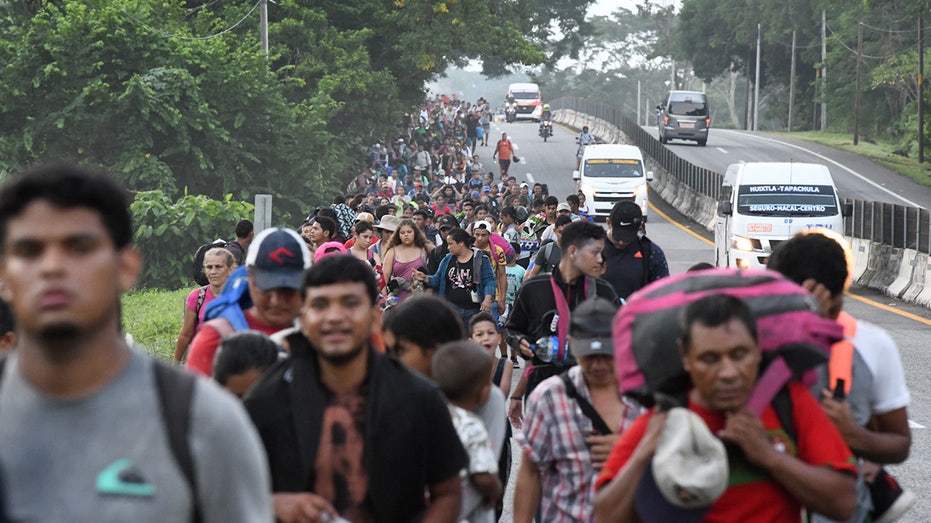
[909,419,926,429]
[717,130,921,207]
[716,147,729,154]
[525,172,535,184]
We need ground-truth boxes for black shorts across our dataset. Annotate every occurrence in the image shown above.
[498,159,511,172]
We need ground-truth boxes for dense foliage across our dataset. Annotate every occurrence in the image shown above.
[537,0,930,155]
[0,0,596,289]
[131,190,254,289]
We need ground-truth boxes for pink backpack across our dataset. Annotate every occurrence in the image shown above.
[612,268,843,413]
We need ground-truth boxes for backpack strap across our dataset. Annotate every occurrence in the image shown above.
[828,312,858,396]
[193,286,208,330]
[492,358,506,387]
[639,237,653,286]
[541,242,556,272]
[771,385,796,445]
[152,360,202,523]
[585,276,597,300]
[561,373,612,435]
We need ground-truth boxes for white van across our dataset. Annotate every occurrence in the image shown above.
[573,144,653,222]
[714,162,851,269]
[506,82,542,121]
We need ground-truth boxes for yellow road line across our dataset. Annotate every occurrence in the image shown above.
[648,201,713,246]
[844,292,931,326]
[649,201,931,326]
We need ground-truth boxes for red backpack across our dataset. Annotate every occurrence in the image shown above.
[612,268,843,415]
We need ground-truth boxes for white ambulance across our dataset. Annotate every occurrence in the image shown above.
[715,162,851,269]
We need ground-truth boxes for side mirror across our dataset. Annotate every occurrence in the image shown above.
[646,170,654,182]
[572,170,581,181]
[842,202,853,217]
[720,201,733,216]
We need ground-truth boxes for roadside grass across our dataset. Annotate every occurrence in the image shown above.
[123,287,187,362]
[774,131,931,187]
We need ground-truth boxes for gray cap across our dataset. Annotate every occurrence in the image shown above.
[569,297,618,358]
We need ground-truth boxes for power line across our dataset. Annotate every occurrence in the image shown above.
[114,0,262,42]
[826,22,906,60]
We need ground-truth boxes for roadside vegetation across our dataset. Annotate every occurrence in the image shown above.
[123,288,187,362]
[776,131,931,188]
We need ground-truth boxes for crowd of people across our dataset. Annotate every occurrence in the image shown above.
[0,94,915,523]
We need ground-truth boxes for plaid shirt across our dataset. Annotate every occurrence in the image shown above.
[515,366,639,523]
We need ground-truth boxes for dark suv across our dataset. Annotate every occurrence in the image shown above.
[657,91,710,146]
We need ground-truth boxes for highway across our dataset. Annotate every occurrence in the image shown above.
[483,118,931,522]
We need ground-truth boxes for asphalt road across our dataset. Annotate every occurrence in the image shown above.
[477,119,931,523]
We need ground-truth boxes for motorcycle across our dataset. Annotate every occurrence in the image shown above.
[539,120,553,141]
[505,102,517,123]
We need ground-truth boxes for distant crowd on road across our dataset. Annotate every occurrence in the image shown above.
[0,93,915,523]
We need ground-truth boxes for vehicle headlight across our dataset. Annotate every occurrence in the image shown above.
[732,236,757,251]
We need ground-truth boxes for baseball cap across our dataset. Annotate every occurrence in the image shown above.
[556,202,572,213]
[520,182,529,189]
[437,214,459,231]
[355,212,375,224]
[313,241,347,263]
[482,185,491,192]
[414,181,423,187]
[471,190,480,198]
[634,407,728,523]
[245,228,312,291]
[375,214,399,232]
[609,201,644,244]
[473,220,493,232]
[569,297,618,358]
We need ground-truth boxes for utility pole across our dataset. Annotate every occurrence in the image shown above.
[753,24,761,131]
[260,0,269,55]
[788,29,796,132]
[920,12,925,164]
[637,80,642,126]
[854,21,862,145]
[821,9,827,131]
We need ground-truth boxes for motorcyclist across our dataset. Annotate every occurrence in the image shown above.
[575,125,595,168]
[538,103,552,136]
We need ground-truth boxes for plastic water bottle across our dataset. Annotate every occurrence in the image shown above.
[532,335,562,363]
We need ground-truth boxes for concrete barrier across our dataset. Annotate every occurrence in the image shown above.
[557,108,931,309]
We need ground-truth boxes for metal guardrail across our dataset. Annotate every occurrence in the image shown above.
[552,96,931,254]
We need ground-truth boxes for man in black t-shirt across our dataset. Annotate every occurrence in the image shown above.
[245,256,466,522]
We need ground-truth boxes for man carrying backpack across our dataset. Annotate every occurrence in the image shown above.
[0,164,271,522]
[768,231,913,523]
[593,294,857,523]
[504,221,618,428]
[601,201,668,301]
[513,297,638,523]
[186,227,311,377]
[225,219,254,266]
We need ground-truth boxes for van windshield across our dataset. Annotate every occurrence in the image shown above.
[510,91,540,100]
[668,98,707,117]
[736,184,839,217]
[583,159,644,178]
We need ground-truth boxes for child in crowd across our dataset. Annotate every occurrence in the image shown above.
[212,331,280,399]
[469,313,512,396]
[431,341,502,523]
[502,241,526,364]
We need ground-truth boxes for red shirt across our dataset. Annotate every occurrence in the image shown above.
[495,139,513,161]
[185,310,289,377]
[596,382,856,523]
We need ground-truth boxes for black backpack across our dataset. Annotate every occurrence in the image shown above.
[192,240,228,286]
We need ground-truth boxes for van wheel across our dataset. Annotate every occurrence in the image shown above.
[698,139,707,146]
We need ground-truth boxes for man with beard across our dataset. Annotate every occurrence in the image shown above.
[0,163,271,522]
[245,255,467,523]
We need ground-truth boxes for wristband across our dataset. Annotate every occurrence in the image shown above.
[510,397,522,401]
